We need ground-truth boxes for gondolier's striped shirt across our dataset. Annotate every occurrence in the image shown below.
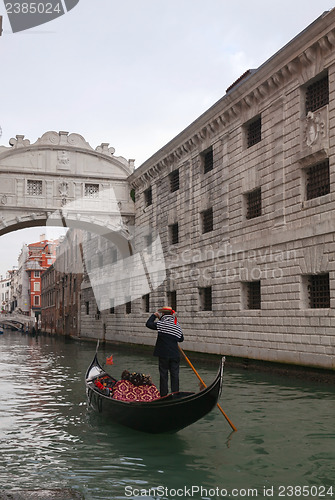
[156,315,183,339]
[146,314,184,358]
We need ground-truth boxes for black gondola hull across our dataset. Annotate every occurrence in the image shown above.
[85,354,224,434]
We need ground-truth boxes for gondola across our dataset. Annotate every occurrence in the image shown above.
[85,353,225,434]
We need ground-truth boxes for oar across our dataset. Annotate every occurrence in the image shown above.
[179,346,237,432]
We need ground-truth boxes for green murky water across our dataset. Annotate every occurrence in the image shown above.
[0,332,334,499]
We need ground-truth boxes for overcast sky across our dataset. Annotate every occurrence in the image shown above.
[0,0,334,278]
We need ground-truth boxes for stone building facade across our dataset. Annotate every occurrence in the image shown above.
[41,264,56,334]
[125,10,335,370]
[41,230,84,336]
[50,10,335,371]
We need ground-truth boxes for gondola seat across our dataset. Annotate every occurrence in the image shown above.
[112,379,161,402]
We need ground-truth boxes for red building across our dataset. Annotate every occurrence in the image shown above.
[26,237,59,322]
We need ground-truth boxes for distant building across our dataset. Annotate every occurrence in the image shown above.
[41,229,83,336]
[26,237,58,319]
[11,235,59,320]
[41,264,56,334]
[0,272,12,313]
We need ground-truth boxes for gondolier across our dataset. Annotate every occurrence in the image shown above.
[146,306,184,397]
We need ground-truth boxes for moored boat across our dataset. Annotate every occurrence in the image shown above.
[85,353,224,434]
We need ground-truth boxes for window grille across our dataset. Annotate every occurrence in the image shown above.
[202,208,213,233]
[199,287,212,311]
[167,290,177,311]
[308,274,330,308]
[203,148,214,174]
[246,188,262,219]
[126,299,132,314]
[85,183,99,198]
[247,281,261,309]
[96,307,101,320]
[143,294,150,313]
[306,160,330,200]
[144,187,152,207]
[247,117,262,148]
[27,180,42,196]
[170,170,179,192]
[169,223,179,245]
[305,75,329,113]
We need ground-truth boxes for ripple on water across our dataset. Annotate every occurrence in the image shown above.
[0,333,334,500]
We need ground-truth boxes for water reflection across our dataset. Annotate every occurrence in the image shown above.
[0,332,334,500]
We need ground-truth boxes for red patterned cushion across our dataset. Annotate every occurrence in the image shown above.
[112,380,160,402]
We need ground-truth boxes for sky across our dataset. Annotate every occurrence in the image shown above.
[0,0,334,278]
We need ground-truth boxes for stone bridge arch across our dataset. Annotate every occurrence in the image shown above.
[0,131,166,312]
[0,131,135,255]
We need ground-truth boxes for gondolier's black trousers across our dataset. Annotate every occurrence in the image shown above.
[158,357,180,397]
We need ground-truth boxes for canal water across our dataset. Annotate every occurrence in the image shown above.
[0,332,334,500]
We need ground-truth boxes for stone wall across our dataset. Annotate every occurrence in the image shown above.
[73,11,335,370]
[122,10,335,370]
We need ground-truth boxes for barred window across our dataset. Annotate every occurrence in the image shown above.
[169,223,179,245]
[306,160,330,200]
[27,180,42,196]
[167,290,177,311]
[306,75,329,114]
[142,294,150,313]
[246,281,261,310]
[170,169,179,192]
[246,188,262,219]
[144,187,152,207]
[202,147,214,174]
[85,183,99,198]
[202,208,213,233]
[308,274,330,308]
[247,116,262,148]
[199,287,212,311]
